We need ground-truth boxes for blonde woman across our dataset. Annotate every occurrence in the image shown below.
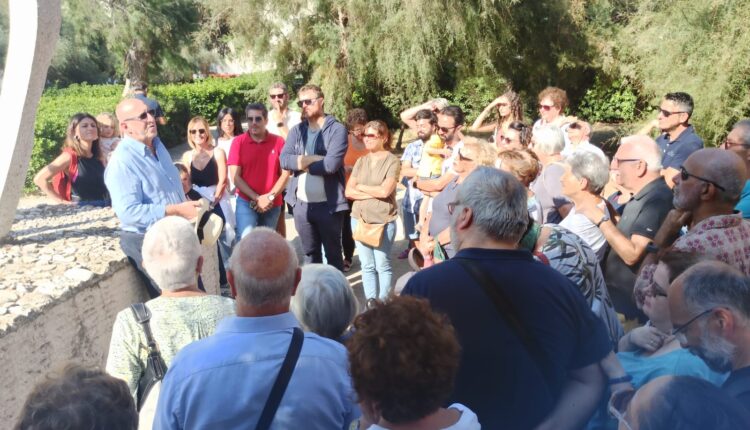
[96,112,120,161]
[33,113,109,205]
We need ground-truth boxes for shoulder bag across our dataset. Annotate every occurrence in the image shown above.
[130,303,168,430]
[255,327,304,430]
[353,216,385,248]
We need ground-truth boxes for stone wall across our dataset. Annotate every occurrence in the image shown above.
[0,204,220,423]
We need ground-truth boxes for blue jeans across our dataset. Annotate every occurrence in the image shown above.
[235,198,282,239]
[352,218,397,300]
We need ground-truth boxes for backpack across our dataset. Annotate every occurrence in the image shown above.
[51,148,78,201]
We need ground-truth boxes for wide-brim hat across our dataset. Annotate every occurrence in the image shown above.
[191,198,223,246]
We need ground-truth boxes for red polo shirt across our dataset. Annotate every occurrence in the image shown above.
[227,132,285,206]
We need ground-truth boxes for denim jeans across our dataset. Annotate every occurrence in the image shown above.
[235,198,282,239]
[352,218,397,300]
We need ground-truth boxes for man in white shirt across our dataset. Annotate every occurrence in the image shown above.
[267,82,302,140]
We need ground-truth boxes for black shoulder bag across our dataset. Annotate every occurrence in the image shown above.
[130,303,168,411]
[453,258,555,404]
[255,327,305,430]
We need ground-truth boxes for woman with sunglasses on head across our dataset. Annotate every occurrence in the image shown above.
[469,90,524,144]
[34,113,110,206]
[346,120,401,300]
[495,121,532,150]
[586,251,727,430]
[562,120,607,161]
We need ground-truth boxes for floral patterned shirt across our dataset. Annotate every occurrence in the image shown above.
[672,213,750,274]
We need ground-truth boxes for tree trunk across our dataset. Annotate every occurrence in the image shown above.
[122,40,150,96]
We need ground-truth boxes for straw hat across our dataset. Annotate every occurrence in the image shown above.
[192,198,223,246]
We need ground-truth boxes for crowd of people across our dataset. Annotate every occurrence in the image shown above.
[16,81,750,430]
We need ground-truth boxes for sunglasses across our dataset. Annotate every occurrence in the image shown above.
[538,104,555,111]
[656,107,686,117]
[247,116,264,123]
[438,125,457,133]
[608,389,636,430]
[568,122,582,130]
[679,166,726,191]
[363,133,379,139]
[189,128,206,135]
[457,150,474,162]
[123,109,156,122]
[497,135,513,144]
[269,93,286,99]
[297,97,320,108]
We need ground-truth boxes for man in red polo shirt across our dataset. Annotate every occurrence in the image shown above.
[228,103,290,238]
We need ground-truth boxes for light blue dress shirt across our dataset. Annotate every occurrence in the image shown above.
[104,136,184,233]
[154,312,360,430]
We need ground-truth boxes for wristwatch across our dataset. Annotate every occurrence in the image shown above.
[596,213,610,228]
[267,192,276,201]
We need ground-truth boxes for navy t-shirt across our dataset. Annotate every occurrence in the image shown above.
[655,125,704,169]
[403,248,612,430]
[134,93,165,119]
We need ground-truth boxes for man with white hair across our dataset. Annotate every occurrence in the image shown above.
[403,167,611,430]
[577,135,673,320]
[105,216,235,399]
[560,151,611,259]
[530,125,572,223]
[154,227,360,429]
[669,261,750,408]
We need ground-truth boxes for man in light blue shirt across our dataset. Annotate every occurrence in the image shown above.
[154,227,360,429]
[105,98,202,297]
[723,119,750,219]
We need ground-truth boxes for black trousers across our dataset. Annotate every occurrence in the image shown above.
[293,201,345,271]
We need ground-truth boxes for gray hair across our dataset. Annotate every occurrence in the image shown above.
[291,264,357,339]
[681,261,750,320]
[731,119,750,147]
[229,227,298,307]
[457,167,529,243]
[620,135,663,172]
[532,125,565,156]
[269,82,288,92]
[431,98,449,110]
[565,151,610,194]
[700,149,747,205]
[142,216,201,291]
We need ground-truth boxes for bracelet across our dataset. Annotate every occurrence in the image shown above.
[609,375,633,385]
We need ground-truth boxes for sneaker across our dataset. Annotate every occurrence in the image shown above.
[397,248,411,259]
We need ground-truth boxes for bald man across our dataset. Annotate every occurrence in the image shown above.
[154,228,361,429]
[577,135,673,320]
[645,148,750,275]
[105,98,201,297]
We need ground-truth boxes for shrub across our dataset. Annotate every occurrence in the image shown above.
[28,75,266,192]
[577,77,639,123]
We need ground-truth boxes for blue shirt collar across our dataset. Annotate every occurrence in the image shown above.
[119,135,164,157]
[216,312,300,334]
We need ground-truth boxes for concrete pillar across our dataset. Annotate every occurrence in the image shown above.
[0,0,61,239]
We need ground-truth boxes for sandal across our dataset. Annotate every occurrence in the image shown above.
[343,259,352,272]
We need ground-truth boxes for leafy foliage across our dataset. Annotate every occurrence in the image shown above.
[28,76,263,192]
[577,77,638,123]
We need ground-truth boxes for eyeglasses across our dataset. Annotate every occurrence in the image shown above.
[438,125,457,133]
[363,133,379,139]
[189,128,206,135]
[447,200,462,215]
[723,138,750,150]
[614,158,641,165]
[123,109,156,122]
[538,104,555,111]
[608,389,635,430]
[657,108,687,117]
[297,97,320,108]
[269,93,286,99]
[679,166,726,191]
[672,308,715,339]
[643,287,668,298]
[247,116,264,123]
[457,150,474,162]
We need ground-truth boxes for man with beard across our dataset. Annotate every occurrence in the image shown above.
[644,148,750,275]
[228,103,290,238]
[669,261,750,407]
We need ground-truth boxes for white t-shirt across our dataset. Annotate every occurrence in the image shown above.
[267,110,302,138]
[366,403,480,430]
[559,206,608,260]
[216,137,235,191]
[442,140,464,175]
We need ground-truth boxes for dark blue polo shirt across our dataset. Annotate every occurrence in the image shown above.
[134,93,165,119]
[655,125,704,169]
[402,248,611,430]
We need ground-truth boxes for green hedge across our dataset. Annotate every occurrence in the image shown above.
[29,74,269,192]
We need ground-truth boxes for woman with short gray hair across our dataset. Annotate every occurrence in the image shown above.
[560,151,612,259]
[291,264,358,342]
[530,125,573,223]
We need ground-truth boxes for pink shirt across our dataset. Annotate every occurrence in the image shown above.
[227,132,285,206]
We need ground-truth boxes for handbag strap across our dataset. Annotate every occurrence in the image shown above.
[453,258,554,388]
[255,327,304,430]
[130,303,166,380]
